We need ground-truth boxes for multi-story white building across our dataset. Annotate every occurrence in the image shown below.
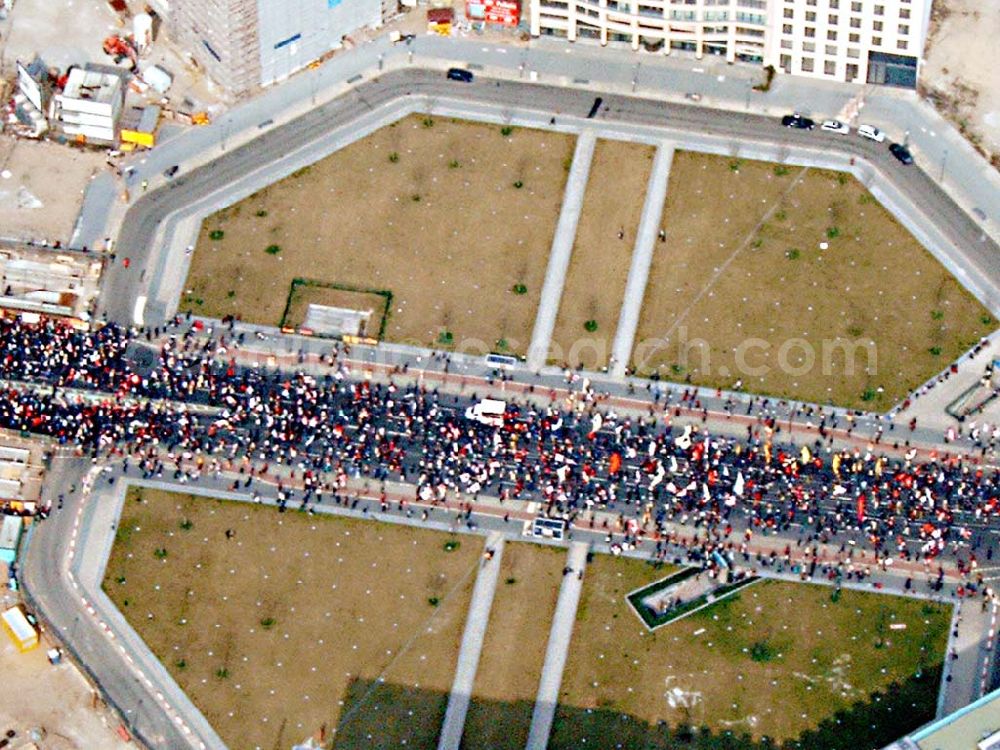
[530,0,931,86]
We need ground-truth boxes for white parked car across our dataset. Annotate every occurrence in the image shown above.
[858,124,886,142]
[821,119,850,134]
[465,398,507,427]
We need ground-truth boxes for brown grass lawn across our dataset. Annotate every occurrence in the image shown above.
[185,115,574,357]
[549,139,656,371]
[633,151,993,410]
[550,556,949,749]
[103,487,482,750]
[461,542,567,750]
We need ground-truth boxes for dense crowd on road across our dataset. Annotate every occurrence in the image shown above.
[1,315,998,583]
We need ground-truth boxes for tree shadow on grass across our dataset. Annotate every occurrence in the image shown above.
[330,667,940,750]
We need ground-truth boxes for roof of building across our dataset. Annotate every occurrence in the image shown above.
[909,687,1000,750]
[60,67,123,103]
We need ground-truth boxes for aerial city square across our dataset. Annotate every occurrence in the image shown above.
[0,0,998,748]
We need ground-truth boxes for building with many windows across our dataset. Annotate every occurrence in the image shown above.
[530,0,931,86]
[158,0,386,97]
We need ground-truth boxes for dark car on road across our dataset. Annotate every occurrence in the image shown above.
[781,113,815,130]
[164,165,179,178]
[889,142,914,165]
[446,67,474,83]
[586,96,603,119]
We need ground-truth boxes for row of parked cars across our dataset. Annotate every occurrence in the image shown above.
[781,113,914,165]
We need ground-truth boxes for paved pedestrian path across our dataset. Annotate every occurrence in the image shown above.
[526,541,589,750]
[527,130,597,371]
[437,532,506,750]
[899,337,1000,434]
[610,141,674,377]
[939,596,998,717]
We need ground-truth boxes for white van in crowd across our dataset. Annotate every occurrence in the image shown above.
[465,398,507,427]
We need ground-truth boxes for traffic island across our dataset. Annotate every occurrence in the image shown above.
[102,487,481,750]
[183,115,575,357]
[632,151,993,410]
[551,554,950,749]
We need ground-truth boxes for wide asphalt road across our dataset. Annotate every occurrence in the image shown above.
[102,67,1000,327]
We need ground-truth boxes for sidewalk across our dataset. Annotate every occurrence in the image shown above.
[437,532,505,750]
[526,541,589,750]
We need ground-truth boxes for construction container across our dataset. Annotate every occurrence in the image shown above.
[133,12,154,54]
[2,605,39,652]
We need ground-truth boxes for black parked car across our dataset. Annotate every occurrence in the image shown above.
[446,68,474,83]
[889,142,914,165]
[781,113,815,130]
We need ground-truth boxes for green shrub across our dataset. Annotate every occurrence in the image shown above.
[215,668,229,679]
[773,165,790,176]
[785,248,800,260]
[512,283,527,295]
[513,180,524,189]
[209,229,224,240]
[448,159,460,169]
[826,226,840,239]
[437,330,453,345]
[175,659,187,670]
[422,116,434,128]
[411,194,421,202]
[584,319,598,333]
[260,617,276,630]
[750,640,777,663]
[153,547,168,559]
[930,310,944,320]
[388,151,400,163]
[500,125,514,136]
[861,387,877,402]
[265,244,281,255]
[255,209,268,217]
[179,518,193,531]
[428,597,440,607]
[928,346,942,356]
[444,540,460,552]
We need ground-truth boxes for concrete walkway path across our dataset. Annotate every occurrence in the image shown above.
[610,142,675,378]
[527,130,597,371]
[437,531,506,750]
[938,596,997,717]
[526,541,589,750]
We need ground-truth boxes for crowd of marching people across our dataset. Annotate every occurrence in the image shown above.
[0,315,998,582]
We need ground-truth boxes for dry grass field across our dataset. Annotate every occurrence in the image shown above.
[633,151,992,409]
[550,556,949,749]
[184,115,574,356]
[549,139,655,370]
[103,487,482,750]
[461,542,567,750]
